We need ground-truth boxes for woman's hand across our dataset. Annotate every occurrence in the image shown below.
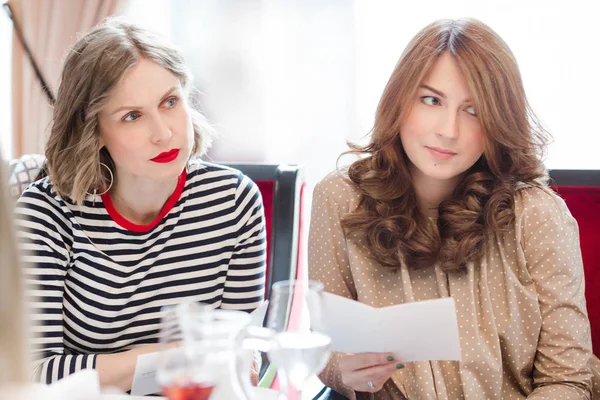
[96,342,167,391]
[338,352,404,393]
[251,357,259,386]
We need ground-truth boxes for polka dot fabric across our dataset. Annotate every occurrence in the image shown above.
[308,170,594,400]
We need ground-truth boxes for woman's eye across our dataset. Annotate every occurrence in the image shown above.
[421,96,440,106]
[465,106,476,116]
[164,97,178,108]
[123,112,140,122]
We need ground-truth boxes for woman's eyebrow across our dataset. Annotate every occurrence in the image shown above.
[110,86,179,115]
[420,84,446,99]
[420,84,471,103]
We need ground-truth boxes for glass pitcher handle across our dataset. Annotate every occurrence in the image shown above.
[235,325,287,400]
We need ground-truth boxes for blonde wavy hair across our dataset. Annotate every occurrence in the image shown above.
[0,162,27,383]
[46,18,214,205]
[342,18,548,271]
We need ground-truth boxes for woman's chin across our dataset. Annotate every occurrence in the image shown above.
[419,168,464,182]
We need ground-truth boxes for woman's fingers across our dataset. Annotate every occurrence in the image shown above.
[353,361,403,391]
[340,352,396,371]
[338,353,404,392]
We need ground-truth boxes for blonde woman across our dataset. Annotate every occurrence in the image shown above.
[309,19,593,399]
[14,19,266,392]
[0,162,27,385]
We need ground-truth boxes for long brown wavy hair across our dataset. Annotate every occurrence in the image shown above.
[342,18,549,272]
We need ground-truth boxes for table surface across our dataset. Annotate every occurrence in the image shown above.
[101,386,280,399]
[101,385,327,399]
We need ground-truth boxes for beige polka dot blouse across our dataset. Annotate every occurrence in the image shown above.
[308,170,593,399]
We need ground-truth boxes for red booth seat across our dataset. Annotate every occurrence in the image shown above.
[550,169,600,356]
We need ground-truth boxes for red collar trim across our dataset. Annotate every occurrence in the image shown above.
[101,169,187,233]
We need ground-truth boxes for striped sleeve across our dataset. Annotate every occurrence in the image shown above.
[220,173,266,312]
[14,186,96,383]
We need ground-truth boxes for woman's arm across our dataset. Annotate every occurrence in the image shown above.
[221,174,266,386]
[95,343,163,391]
[15,188,86,384]
[220,174,266,312]
[520,190,592,399]
[308,174,360,399]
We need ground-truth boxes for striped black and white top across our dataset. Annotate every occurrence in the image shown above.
[14,161,266,384]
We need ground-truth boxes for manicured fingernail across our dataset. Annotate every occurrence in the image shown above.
[396,363,405,369]
[387,356,394,361]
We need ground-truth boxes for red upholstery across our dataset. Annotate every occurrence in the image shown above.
[256,180,274,298]
[256,181,306,395]
[255,180,306,291]
[552,186,600,356]
[296,183,306,281]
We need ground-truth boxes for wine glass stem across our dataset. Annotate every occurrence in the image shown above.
[282,386,302,400]
[277,373,302,400]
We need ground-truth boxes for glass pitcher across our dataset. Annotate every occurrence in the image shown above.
[156,302,276,400]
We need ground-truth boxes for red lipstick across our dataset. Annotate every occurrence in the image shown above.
[151,148,180,163]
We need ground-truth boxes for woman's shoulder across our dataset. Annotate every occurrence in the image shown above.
[187,159,243,177]
[186,160,260,196]
[16,176,69,208]
[15,178,96,232]
[513,182,572,226]
[186,160,252,186]
[313,168,361,209]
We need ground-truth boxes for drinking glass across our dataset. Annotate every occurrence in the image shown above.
[266,280,332,399]
[156,302,217,400]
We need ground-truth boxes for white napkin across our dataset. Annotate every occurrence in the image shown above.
[47,369,103,399]
[1,369,105,400]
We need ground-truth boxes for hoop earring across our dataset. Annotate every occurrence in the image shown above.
[86,162,114,205]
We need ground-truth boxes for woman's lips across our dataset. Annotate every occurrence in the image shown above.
[151,149,180,163]
[426,146,457,160]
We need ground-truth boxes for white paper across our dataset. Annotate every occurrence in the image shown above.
[320,292,462,361]
[131,302,270,396]
[131,351,161,396]
[250,300,269,327]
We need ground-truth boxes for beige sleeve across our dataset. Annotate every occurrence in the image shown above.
[520,190,592,399]
[308,175,359,399]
